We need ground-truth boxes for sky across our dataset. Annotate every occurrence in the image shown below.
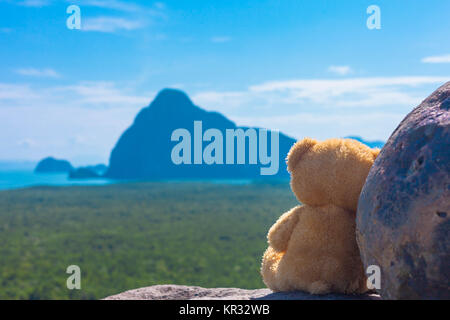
[0,0,449,165]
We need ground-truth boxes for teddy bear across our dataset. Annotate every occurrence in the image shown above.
[261,137,380,294]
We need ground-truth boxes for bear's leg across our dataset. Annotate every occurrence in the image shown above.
[345,273,369,294]
[261,246,284,291]
[309,281,332,295]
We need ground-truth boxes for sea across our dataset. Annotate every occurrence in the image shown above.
[0,170,113,191]
[0,170,257,191]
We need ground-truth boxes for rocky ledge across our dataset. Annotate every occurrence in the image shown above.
[104,284,381,300]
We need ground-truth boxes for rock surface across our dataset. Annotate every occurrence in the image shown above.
[357,81,450,299]
[103,284,380,300]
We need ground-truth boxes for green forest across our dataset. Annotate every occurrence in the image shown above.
[0,181,297,299]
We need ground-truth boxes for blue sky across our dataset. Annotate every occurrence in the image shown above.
[0,0,449,165]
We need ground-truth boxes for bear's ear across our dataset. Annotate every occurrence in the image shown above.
[286,138,318,173]
[371,148,380,159]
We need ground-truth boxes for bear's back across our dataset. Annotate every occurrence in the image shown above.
[288,205,358,254]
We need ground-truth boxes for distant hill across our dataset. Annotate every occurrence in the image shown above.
[87,164,108,175]
[69,167,100,179]
[344,136,385,149]
[106,89,296,180]
[34,157,73,173]
[69,164,107,179]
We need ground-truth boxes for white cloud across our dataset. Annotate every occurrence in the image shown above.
[211,36,232,43]
[16,0,50,7]
[75,0,165,15]
[60,82,152,105]
[249,76,448,93]
[192,76,449,141]
[247,76,448,107]
[72,1,166,33]
[0,83,40,100]
[77,0,142,12]
[17,138,38,148]
[15,68,60,78]
[193,76,448,110]
[422,54,450,64]
[82,17,146,33]
[233,112,405,141]
[0,81,154,162]
[328,65,352,75]
[0,81,152,109]
[0,104,139,163]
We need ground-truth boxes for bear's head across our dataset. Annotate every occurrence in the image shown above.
[286,138,380,212]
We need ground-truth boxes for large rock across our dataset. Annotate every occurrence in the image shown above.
[357,81,450,299]
[103,285,380,300]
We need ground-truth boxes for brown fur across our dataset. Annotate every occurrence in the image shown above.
[261,138,379,294]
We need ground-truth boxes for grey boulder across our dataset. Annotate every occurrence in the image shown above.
[357,81,450,299]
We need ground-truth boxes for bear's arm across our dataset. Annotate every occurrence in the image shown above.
[267,206,301,252]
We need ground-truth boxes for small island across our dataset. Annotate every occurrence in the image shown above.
[68,164,108,179]
[34,157,74,173]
